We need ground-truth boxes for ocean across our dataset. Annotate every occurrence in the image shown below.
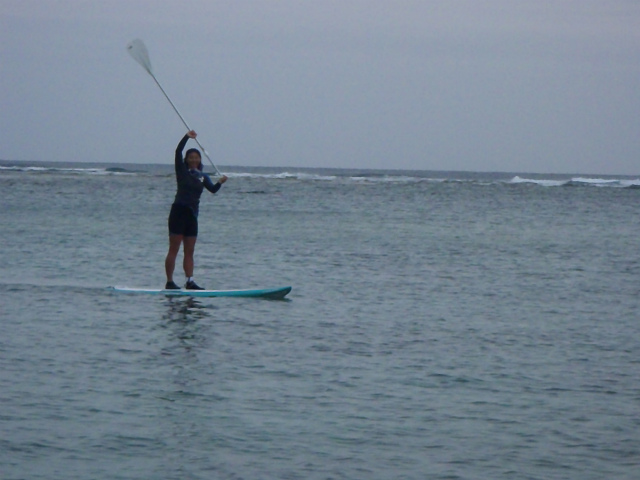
[1,160,639,479]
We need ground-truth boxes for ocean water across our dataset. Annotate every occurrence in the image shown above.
[1,161,639,480]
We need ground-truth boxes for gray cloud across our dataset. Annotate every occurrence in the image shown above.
[1,0,638,174]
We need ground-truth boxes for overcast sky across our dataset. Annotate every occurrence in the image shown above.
[1,0,639,174]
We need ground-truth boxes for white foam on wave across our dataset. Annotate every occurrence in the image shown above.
[568,177,640,187]
[509,176,565,187]
[571,177,618,184]
[348,175,445,184]
[0,165,135,175]
[228,171,447,184]
[510,175,639,188]
[228,171,337,181]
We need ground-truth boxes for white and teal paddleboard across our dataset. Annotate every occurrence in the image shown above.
[109,285,291,299]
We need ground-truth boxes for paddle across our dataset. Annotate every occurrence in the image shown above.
[126,39,222,176]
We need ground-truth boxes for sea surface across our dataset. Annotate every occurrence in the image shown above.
[1,160,639,480]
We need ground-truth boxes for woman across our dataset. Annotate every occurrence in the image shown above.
[165,130,227,290]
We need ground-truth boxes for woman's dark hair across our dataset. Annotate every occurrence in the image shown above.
[184,148,203,171]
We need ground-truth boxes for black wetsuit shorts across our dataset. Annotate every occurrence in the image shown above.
[168,204,198,237]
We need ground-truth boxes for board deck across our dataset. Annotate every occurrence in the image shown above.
[109,285,291,299]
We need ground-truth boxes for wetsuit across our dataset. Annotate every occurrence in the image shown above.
[168,134,222,237]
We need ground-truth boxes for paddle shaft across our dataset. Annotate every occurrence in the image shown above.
[148,74,220,176]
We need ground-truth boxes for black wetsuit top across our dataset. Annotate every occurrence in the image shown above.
[172,134,221,217]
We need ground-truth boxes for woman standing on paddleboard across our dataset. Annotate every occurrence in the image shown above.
[165,130,227,290]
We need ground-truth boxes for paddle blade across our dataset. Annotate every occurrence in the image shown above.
[126,39,153,75]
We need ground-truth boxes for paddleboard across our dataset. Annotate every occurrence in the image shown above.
[108,285,291,299]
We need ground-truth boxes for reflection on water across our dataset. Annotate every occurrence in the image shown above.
[162,297,213,324]
[159,297,218,359]
[153,296,225,466]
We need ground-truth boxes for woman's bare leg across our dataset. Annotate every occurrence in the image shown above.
[182,236,197,278]
[165,234,183,282]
